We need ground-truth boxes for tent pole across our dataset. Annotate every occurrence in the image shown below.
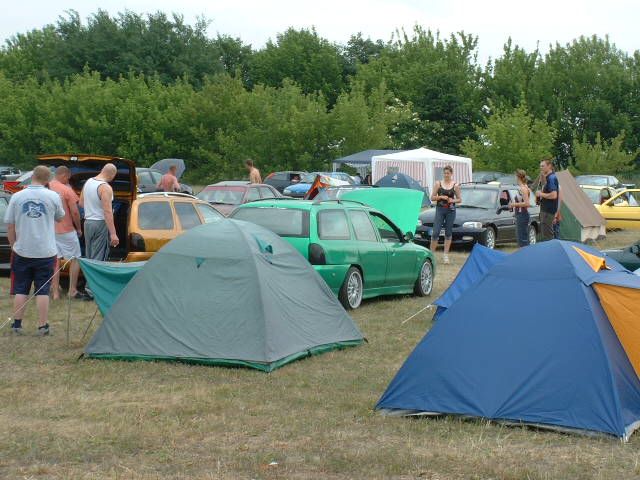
[80,307,99,342]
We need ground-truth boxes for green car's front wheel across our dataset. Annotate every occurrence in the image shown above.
[414,259,433,296]
[339,267,363,310]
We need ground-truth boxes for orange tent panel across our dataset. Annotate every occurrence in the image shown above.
[594,283,640,377]
[573,246,608,272]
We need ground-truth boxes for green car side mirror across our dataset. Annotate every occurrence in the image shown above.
[403,231,414,242]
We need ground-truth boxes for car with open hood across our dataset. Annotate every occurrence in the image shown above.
[37,154,223,261]
[416,183,540,249]
[231,194,434,309]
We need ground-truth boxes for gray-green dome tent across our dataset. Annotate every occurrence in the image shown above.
[82,219,363,371]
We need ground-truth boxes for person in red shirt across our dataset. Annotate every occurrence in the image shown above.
[49,166,86,300]
[158,165,180,192]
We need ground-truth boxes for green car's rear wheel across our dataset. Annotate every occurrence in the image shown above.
[339,267,363,310]
[414,259,433,296]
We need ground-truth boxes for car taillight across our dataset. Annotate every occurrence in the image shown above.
[130,233,146,252]
[308,243,326,265]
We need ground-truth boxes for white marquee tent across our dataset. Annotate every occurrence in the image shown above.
[372,147,472,189]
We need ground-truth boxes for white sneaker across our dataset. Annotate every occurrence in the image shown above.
[443,254,450,264]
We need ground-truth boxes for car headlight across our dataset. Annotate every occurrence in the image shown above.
[283,188,292,194]
[416,219,423,227]
[462,221,483,229]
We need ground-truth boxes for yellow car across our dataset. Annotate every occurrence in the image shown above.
[595,189,640,230]
[127,192,224,261]
[579,185,616,206]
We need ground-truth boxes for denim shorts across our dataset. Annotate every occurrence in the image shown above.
[432,206,456,240]
[11,253,56,296]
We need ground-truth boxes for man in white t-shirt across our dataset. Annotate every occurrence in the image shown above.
[4,166,65,335]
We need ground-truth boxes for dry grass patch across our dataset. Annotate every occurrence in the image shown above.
[1,231,639,479]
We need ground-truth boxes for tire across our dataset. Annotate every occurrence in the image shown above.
[528,224,537,245]
[414,259,434,297]
[339,267,363,310]
[481,226,497,249]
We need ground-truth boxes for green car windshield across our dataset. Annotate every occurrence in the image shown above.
[232,207,310,237]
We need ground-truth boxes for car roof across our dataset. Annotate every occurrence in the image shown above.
[236,198,379,212]
[204,183,276,189]
[212,180,251,186]
[461,183,509,189]
[136,192,203,202]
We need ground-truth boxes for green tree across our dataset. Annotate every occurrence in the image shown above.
[529,35,636,165]
[212,34,253,84]
[328,81,410,158]
[0,10,223,85]
[461,100,556,174]
[341,33,385,78]
[483,39,539,110]
[250,28,345,105]
[573,132,639,175]
[355,26,484,153]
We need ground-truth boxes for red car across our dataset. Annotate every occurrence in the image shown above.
[196,182,282,216]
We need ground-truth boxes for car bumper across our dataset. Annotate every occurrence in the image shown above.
[313,264,350,294]
[125,252,154,262]
[415,225,486,245]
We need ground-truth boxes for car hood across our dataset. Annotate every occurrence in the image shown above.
[339,187,423,235]
[150,158,185,179]
[210,203,236,216]
[420,206,495,225]
[39,154,137,203]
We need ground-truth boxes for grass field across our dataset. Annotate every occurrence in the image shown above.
[1,231,639,479]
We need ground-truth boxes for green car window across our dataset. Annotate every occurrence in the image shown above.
[232,207,309,237]
[370,213,401,243]
[349,210,378,242]
[318,210,351,240]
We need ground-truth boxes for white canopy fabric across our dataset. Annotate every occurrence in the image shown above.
[372,147,472,188]
[374,147,471,163]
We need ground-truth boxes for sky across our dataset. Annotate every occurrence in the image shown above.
[2,0,638,63]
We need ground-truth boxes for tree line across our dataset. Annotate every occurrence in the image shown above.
[1,10,638,182]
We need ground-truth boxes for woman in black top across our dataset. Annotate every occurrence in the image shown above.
[509,169,531,247]
[430,165,461,264]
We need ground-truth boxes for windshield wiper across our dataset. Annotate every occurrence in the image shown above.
[458,205,486,209]
[209,201,237,205]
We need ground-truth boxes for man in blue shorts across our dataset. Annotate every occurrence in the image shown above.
[5,165,65,335]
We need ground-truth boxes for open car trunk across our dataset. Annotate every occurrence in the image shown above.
[38,154,137,261]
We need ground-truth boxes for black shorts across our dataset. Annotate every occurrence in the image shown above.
[11,253,56,296]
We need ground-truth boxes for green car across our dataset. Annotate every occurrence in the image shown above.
[231,199,435,309]
[603,241,640,272]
